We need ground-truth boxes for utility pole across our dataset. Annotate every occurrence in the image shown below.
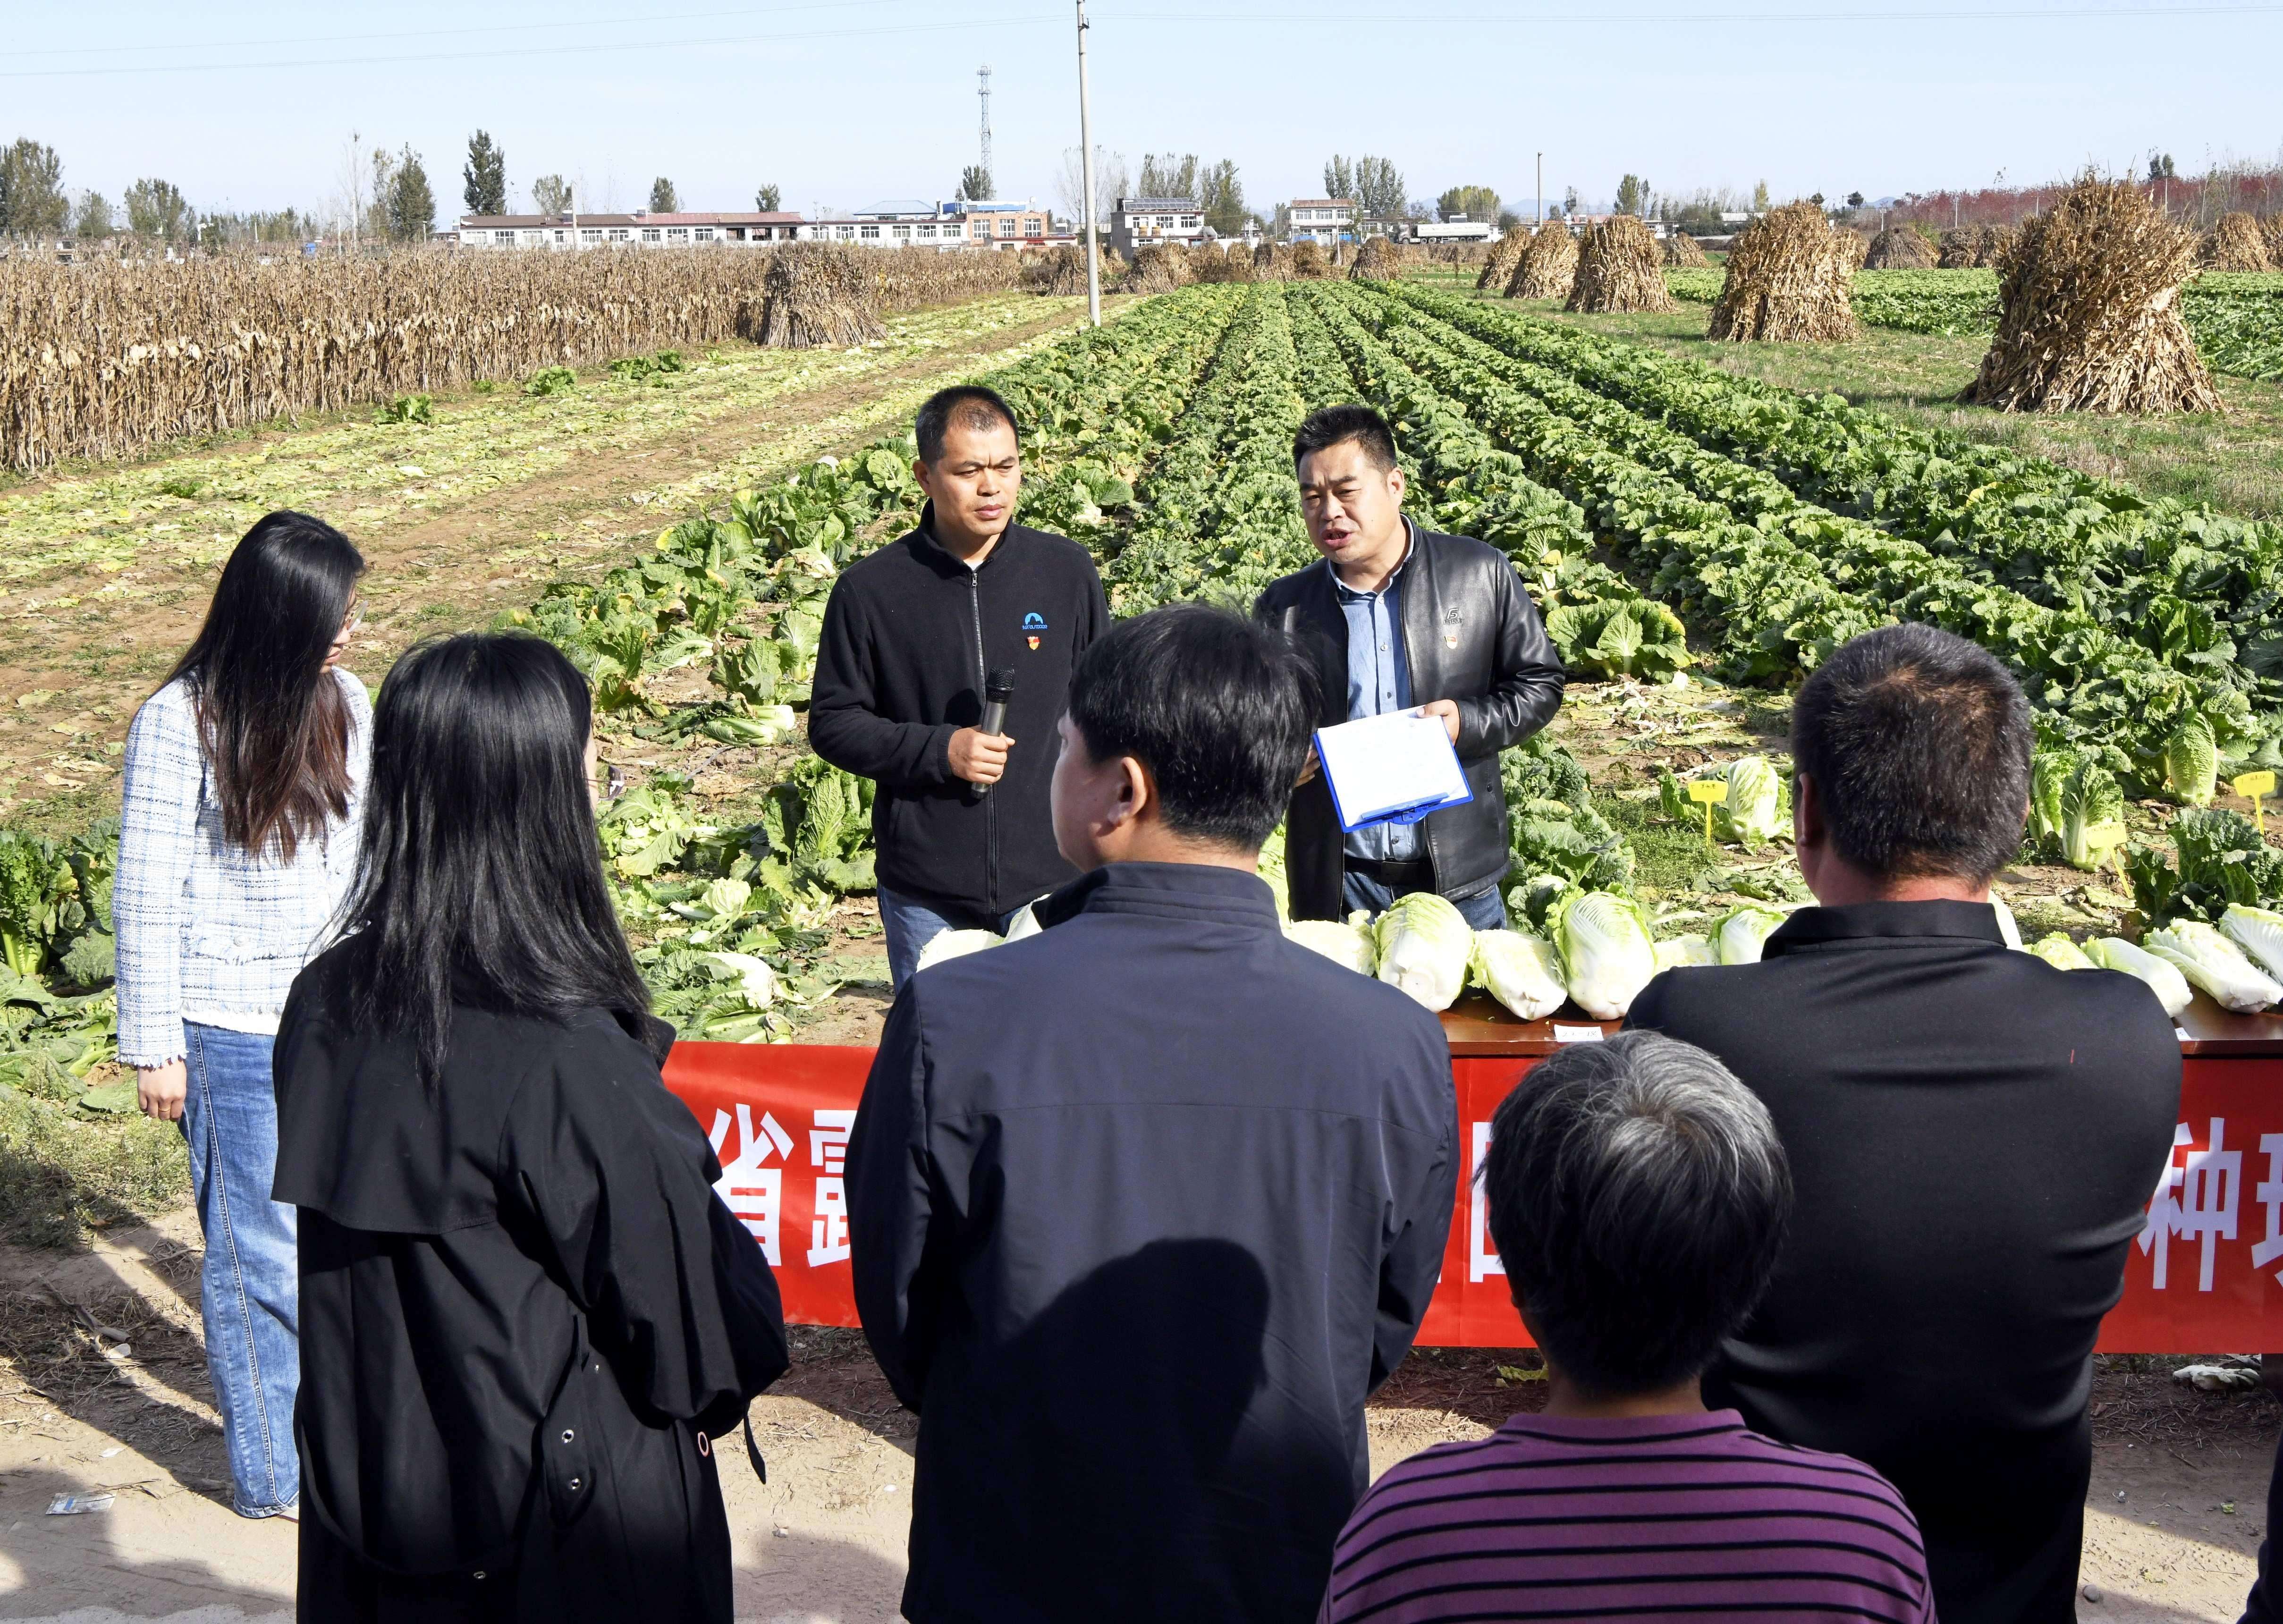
[1075,0,1101,327]
[1537,152,1543,224]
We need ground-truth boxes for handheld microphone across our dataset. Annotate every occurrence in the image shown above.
[975,667,1017,800]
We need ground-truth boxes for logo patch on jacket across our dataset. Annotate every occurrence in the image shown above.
[1023,610,1047,651]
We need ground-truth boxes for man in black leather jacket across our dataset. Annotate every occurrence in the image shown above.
[1254,405,1564,923]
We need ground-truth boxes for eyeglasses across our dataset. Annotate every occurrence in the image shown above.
[340,596,366,636]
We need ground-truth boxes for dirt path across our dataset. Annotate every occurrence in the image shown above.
[0,297,1104,826]
[1,1218,2274,1623]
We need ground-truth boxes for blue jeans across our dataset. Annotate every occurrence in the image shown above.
[1343,871,1508,930]
[879,887,1032,992]
[180,1023,299,1518]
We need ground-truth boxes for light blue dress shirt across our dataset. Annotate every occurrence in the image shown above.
[1331,529,1422,862]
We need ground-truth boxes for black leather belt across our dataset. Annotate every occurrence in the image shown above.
[1345,856,1435,889]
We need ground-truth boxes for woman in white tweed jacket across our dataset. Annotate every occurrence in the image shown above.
[116,511,369,1522]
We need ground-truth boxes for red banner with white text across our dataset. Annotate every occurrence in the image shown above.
[660,1044,2283,1352]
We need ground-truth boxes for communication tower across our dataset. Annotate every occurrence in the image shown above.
[978,65,993,184]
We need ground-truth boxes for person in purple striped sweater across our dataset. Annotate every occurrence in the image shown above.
[1321,1031,1935,1624]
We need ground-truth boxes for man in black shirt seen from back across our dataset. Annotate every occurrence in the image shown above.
[1627,623,2182,1624]
[809,385,1110,988]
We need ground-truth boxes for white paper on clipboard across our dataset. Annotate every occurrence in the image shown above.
[1313,710,1473,833]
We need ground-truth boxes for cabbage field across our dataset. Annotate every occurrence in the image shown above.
[10,268,2283,1125]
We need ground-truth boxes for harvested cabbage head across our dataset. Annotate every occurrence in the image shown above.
[2059,759,2129,871]
[1553,890,1659,1019]
[1002,904,1042,942]
[1470,929,1568,1020]
[2164,713,2220,809]
[1711,905,1792,965]
[1654,935,1715,971]
[1374,891,1474,1010]
[2027,933,2095,972]
[1286,913,1378,976]
[914,928,1003,973]
[2144,921,2283,1013]
[2220,903,2283,982]
[2083,936,2194,1017]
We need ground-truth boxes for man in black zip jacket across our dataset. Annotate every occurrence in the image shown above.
[810,385,1110,988]
[1255,405,1565,924]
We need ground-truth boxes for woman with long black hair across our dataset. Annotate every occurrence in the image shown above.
[273,632,786,1622]
[116,509,370,1523]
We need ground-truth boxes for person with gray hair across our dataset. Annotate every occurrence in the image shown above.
[1322,1031,1936,1624]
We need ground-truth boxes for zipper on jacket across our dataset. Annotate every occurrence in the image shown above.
[968,569,999,907]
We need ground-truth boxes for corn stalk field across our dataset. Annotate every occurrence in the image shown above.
[11,274,2283,1211]
[0,247,1028,474]
[1666,265,2283,381]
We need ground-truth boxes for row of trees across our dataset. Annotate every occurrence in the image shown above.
[468,131,780,219]
[0,137,300,247]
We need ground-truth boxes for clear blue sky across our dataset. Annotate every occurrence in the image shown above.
[6,1,2280,221]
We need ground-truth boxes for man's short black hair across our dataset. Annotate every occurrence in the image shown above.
[1792,623,2033,883]
[916,385,1019,466]
[1065,605,1315,852]
[1293,404,1398,476]
[1483,1031,1793,1397]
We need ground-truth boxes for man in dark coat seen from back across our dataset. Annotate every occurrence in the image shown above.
[846,604,1458,1624]
[1627,623,2182,1624]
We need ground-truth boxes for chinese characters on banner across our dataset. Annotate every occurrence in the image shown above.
[660,1045,2283,1351]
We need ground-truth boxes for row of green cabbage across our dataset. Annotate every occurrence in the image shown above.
[1660,266,2283,381]
[1321,283,2253,778]
[1396,283,2283,772]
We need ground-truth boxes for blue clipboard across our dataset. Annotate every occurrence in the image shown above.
[1314,711,1475,834]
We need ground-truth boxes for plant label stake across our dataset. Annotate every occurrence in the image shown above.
[2238,771,2276,835]
[1687,778,1728,847]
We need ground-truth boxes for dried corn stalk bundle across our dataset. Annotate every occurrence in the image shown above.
[1863,226,1937,269]
[1349,235,1403,281]
[760,244,886,348]
[1963,175,2222,414]
[1936,224,2013,270]
[1290,241,1331,280]
[1255,242,1295,282]
[1506,223,1579,299]
[0,245,1024,474]
[1566,216,1674,313]
[1125,244,1193,294]
[2265,216,2283,266]
[1478,226,1532,288]
[1839,229,1872,270]
[2202,211,2274,271]
[1660,232,1710,268]
[1188,244,1254,284]
[1024,244,1116,296]
[1708,202,1860,342]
